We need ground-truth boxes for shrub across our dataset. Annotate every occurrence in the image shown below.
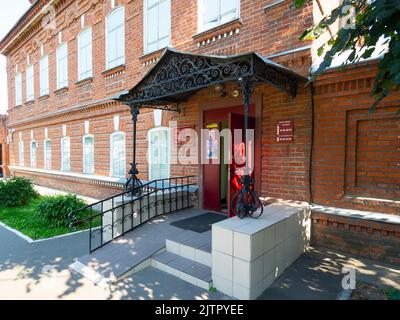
[0,177,38,207]
[35,194,87,227]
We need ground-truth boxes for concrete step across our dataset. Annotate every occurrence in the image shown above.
[165,233,212,267]
[151,250,212,290]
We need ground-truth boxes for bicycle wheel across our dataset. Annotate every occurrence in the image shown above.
[230,191,246,219]
[248,190,264,218]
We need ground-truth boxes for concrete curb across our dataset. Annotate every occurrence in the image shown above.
[0,220,98,244]
[69,260,111,288]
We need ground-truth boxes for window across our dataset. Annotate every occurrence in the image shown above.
[30,141,37,168]
[83,135,94,174]
[56,43,68,89]
[110,132,126,178]
[198,0,240,32]
[39,55,49,96]
[44,139,52,170]
[144,0,171,54]
[26,65,34,101]
[148,128,170,180]
[78,28,92,80]
[19,141,24,166]
[61,136,71,172]
[15,73,22,106]
[106,6,125,69]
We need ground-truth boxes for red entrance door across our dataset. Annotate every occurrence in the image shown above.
[228,113,255,217]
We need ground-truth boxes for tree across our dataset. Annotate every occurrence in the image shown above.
[295,0,400,112]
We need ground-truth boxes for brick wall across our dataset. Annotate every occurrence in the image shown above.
[311,210,400,265]
[312,61,400,215]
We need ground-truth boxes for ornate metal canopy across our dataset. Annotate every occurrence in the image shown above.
[115,47,307,110]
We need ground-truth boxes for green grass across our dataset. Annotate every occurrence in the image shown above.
[0,197,100,240]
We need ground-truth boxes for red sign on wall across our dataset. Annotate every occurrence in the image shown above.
[276,120,294,142]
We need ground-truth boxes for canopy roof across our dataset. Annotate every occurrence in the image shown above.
[115,48,308,111]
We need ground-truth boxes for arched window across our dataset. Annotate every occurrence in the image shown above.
[30,141,37,168]
[105,6,125,69]
[110,131,126,178]
[83,135,94,174]
[43,139,52,170]
[148,127,170,181]
[61,136,71,172]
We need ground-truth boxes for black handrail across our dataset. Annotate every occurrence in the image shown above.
[69,176,196,253]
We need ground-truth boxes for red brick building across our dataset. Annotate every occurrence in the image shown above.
[0,0,399,263]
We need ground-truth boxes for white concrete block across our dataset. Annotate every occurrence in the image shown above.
[250,255,264,286]
[233,258,250,288]
[275,218,288,244]
[212,250,232,280]
[263,225,276,253]
[233,282,251,300]
[195,249,212,267]
[166,239,180,255]
[262,272,275,290]
[263,248,275,278]
[233,231,251,261]
[251,230,264,260]
[212,226,233,255]
[180,244,195,261]
[213,274,233,297]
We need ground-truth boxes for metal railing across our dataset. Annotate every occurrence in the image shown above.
[69,176,196,253]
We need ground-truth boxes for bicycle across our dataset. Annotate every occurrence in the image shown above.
[230,174,264,219]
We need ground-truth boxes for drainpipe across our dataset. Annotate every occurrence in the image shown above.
[309,80,315,204]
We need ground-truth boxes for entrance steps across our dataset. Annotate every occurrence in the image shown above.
[151,233,213,290]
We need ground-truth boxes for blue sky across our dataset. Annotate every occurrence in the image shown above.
[0,0,31,114]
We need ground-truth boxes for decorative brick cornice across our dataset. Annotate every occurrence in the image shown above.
[193,19,242,48]
[8,98,127,129]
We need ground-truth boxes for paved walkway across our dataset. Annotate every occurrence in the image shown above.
[1,216,399,300]
[0,221,225,300]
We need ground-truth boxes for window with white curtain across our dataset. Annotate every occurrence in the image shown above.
[15,73,22,106]
[30,141,37,168]
[61,136,71,172]
[144,0,171,54]
[39,55,49,96]
[56,43,68,89]
[110,132,126,178]
[198,0,240,32]
[106,6,125,69]
[26,65,34,101]
[78,28,92,80]
[44,139,52,170]
[148,127,170,181]
[83,135,94,174]
[19,141,24,166]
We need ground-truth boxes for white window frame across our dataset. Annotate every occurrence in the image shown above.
[39,55,49,96]
[43,139,52,170]
[143,0,171,54]
[109,131,126,178]
[77,27,93,81]
[15,73,22,106]
[56,42,68,89]
[30,140,37,168]
[82,134,95,175]
[19,141,24,166]
[105,6,125,70]
[61,136,71,172]
[26,65,35,101]
[148,127,170,181]
[197,0,240,33]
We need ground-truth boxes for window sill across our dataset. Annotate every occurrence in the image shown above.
[38,94,50,101]
[54,87,69,95]
[15,104,23,108]
[75,77,93,86]
[25,100,35,106]
[102,64,126,78]
[140,47,166,66]
[193,19,242,43]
